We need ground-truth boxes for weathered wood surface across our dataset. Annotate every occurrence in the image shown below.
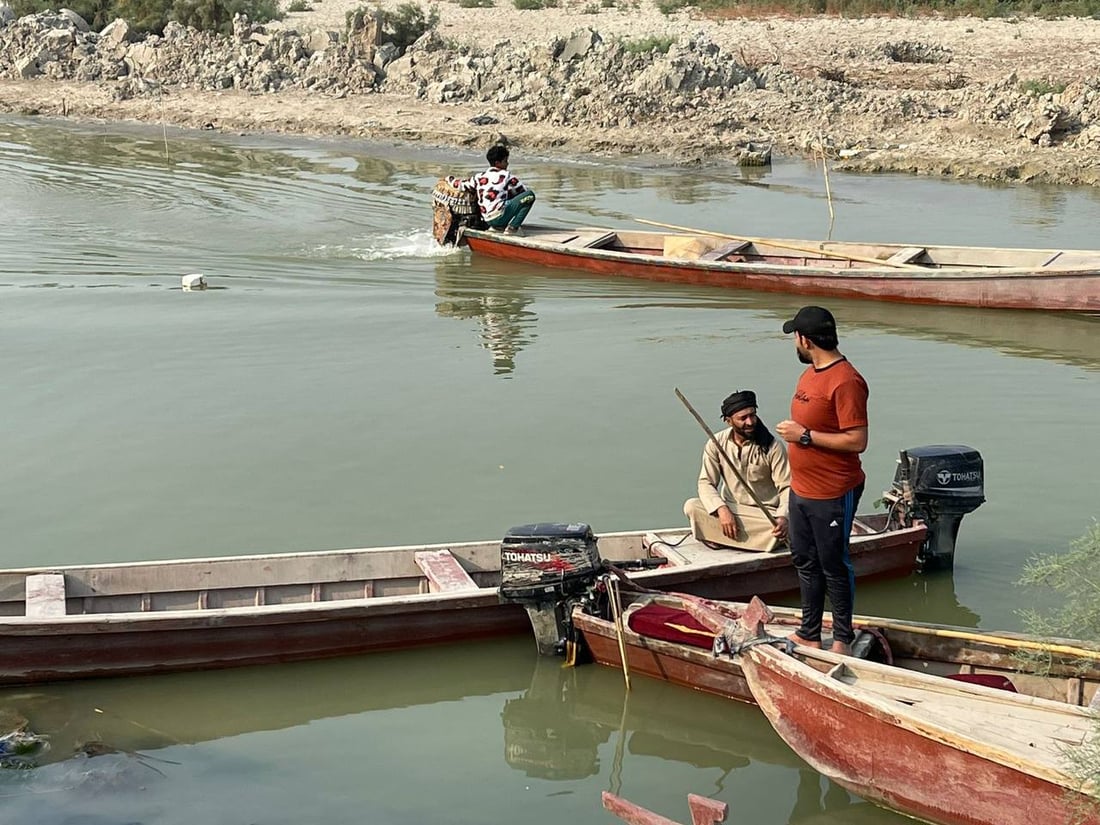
[0,518,923,686]
[574,593,1100,708]
[464,226,1100,311]
[742,644,1100,825]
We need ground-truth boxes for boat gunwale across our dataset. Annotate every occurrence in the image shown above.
[745,643,1095,790]
[464,228,1100,281]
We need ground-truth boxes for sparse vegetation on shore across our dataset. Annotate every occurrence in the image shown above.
[1018,522,1100,807]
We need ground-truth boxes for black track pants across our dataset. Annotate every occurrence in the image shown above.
[789,483,864,645]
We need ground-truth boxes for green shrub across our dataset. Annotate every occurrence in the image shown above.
[1018,78,1067,96]
[169,0,281,34]
[458,0,493,6]
[621,34,675,53]
[1017,522,1100,811]
[383,2,440,50]
[346,3,439,51]
[286,0,312,10]
[655,0,688,13]
[12,0,281,34]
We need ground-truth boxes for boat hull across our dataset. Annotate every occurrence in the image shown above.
[575,594,1100,708]
[0,522,922,685]
[464,229,1100,312]
[742,645,1100,825]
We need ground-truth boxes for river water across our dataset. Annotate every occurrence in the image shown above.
[1,116,1098,824]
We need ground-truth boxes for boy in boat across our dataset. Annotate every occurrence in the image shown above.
[683,390,791,552]
[448,144,536,236]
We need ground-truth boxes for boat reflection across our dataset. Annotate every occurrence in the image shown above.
[502,657,894,824]
[0,638,532,766]
[434,253,1100,376]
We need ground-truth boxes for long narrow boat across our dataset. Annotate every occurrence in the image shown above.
[742,643,1100,825]
[460,226,1100,311]
[0,517,923,686]
[573,593,1100,708]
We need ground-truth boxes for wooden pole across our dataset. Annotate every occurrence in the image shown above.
[635,217,922,270]
[852,618,1100,662]
[674,388,778,529]
[607,576,632,691]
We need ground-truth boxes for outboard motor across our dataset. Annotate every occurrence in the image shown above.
[499,523,603,655]
[884,445,985,570]
[431,177,485,246]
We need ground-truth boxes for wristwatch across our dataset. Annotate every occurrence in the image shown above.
[799,428,813,447]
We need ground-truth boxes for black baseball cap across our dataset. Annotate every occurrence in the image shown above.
[782,306,837,336]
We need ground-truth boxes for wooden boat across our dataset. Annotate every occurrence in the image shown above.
[0,517,925,685]
[573,592,1100,709]
[742,642,1100,825]
[460,225,1100,312]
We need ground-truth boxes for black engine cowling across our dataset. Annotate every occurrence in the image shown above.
[887,445,985,569]
[499,522,603,655]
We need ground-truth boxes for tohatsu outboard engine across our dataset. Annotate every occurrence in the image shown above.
[883,445,985,570]
[498,523,604,655]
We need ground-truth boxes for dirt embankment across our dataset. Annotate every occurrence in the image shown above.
[2,2,1100,185]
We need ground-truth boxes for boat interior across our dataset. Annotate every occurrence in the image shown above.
[611,592,1100,708]
[0,531,679,618]
[0,518,898,618]
[790,646,1098,769]
[486,225,1100,271]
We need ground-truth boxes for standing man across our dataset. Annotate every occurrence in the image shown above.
[775,307,869,654]
[683,390,790,552]
[448,144,536,235]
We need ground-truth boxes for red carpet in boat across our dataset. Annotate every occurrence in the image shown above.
[628,603,714,649]
[945,673,1018,692]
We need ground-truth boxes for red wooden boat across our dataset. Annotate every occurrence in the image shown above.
[742,642,1100,825]
[573,593,1100,708]
[460,225,1100,312]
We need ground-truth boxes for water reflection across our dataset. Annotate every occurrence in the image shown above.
[0,640,532,767]
[435,251,1100,376]
[434,259,538,377]
[502,657,890,824]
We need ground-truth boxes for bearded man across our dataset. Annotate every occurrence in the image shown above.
[683,390,791,552]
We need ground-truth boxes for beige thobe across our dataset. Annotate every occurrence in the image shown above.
[683,428,791,551]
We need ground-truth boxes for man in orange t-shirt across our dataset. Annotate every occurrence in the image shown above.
[775,306,868,655]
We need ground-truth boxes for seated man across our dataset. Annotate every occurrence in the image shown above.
[448,144,536,235]
[683,390,791,551]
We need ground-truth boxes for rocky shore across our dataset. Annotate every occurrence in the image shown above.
[2,1,1100,185]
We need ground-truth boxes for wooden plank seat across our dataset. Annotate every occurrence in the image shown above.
[700,240,753,261]
[886,246,927,265]
[564,230,617,249]
[413,549,479,593]
[25,573,67,618]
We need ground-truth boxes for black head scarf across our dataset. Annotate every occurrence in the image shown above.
[720,390,775,451]
[720,390,757,419]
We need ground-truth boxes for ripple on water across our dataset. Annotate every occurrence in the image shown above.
[310,229,464,262]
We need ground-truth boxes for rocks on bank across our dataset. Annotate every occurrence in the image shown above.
[2,4,1100,183]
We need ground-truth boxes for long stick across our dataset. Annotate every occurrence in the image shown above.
[852,618,1100,662]
[607,576,631,691]
[635,218,922,270]
[674,388,778,528]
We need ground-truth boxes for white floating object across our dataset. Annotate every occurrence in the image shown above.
[182,273,207,291]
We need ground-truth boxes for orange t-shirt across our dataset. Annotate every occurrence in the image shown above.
[788,358,869,500]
